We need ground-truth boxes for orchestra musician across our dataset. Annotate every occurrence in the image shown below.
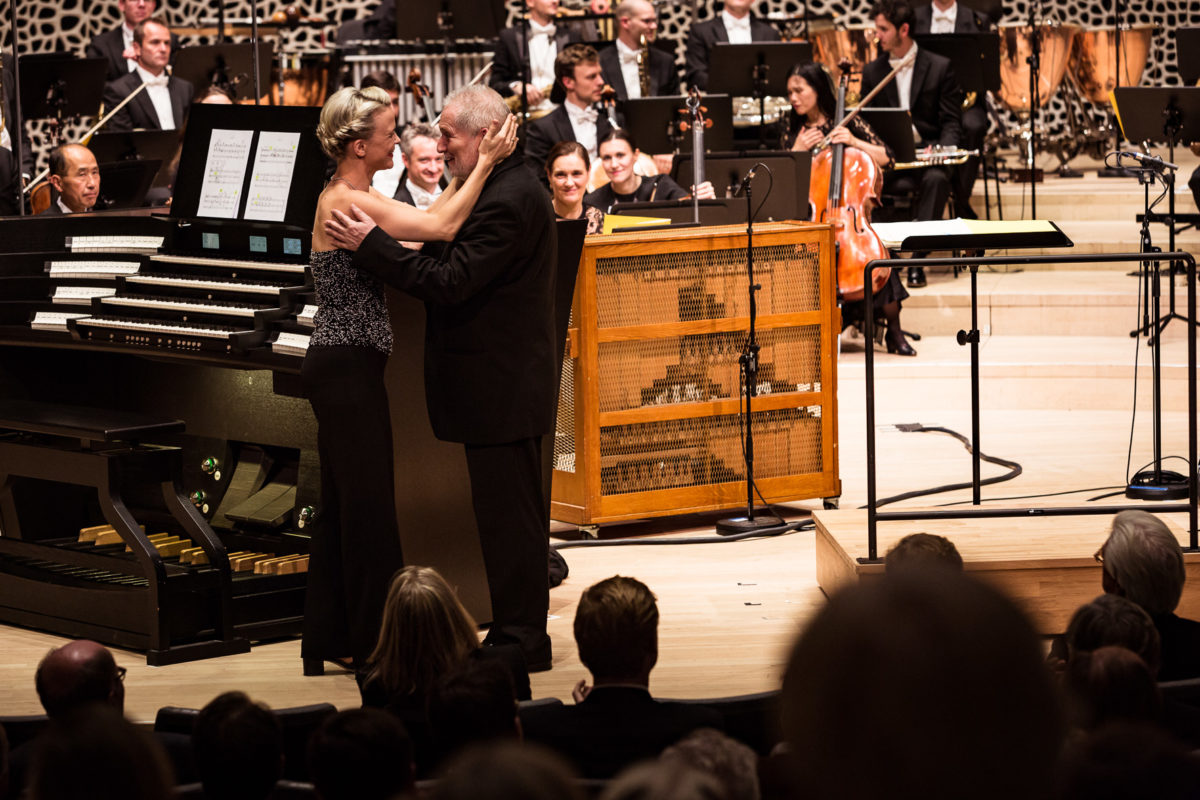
[584,129,715,211]
[684,0,781,91]
[1,52,33,216]
[490,0,597,116]
[788,62,915,356]
[599,0,681,100]
[101,16,194,133]
[1190,144,1200,213]
[861,0,963,288]
[301,86,517,674]
[523,44,617,185]
[546,140,605,233]
[40,144,101,216]
[391,123,446,209]
[912,0,992,220]
[85,0,180,83]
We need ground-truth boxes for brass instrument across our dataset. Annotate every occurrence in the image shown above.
[504,84,555,120]
[637,34,651,98]
[893,147,980,169]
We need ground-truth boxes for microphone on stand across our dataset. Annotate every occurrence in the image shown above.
[731,165,757,198]
[1114,150,1178,172]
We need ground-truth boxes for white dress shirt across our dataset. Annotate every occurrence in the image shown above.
[930,3,958,33]
[889,44,920,140]
[511,20,557,114]
[616,39,643,99]
[57,196,90,214]
[722,10,753,44]
[565,98,600,160]
[122,24,138,73]
[371,144,405,197]
[404,178,442,211]
[136,65,175,130]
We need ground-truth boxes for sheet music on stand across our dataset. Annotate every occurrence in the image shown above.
[870,218,1073,251]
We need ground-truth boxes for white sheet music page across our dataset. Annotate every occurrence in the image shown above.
[244,131,301,222]
[197,128,254,219]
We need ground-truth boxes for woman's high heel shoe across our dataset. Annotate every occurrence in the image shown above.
[886,336,916,356]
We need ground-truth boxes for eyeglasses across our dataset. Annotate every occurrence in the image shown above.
[1093,545,1106,565]
[115,665,127,682]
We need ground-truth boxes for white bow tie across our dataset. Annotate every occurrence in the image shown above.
[530,21,556,38]
[933,11,954,22]
[726,18,750,31]
[570,105,599,125]
[144,75,169,88]
[619,49,639,65]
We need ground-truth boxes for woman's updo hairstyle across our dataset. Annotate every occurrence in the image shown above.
[316,85,393,160]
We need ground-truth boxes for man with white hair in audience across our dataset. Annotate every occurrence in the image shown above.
[1097,510,1200,682]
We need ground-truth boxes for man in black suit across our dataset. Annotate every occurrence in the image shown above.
[324,85,558,673]
[391,123,446,207]
[39,144,101,215]
[912,0,992,220]
[102,17,194,133]
[520,576,723,777]
[863,0,963,286]
[524,44,616,185]
[600,0,680,100]
[490,0,597,118]
[1,52,34,216]
[684,0,780,91]
[86,0,180,82]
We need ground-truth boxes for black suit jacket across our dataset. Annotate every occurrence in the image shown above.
[392,169,449,204]
[520,686,724,779]
[103,70,195,133]
[86,26,182,83]
[490,23,597,97]
[523,103,617,185]
[911,3,992,33]
[351,154,558,445]
[598,43,680,100]
[861,48,962,147]
[1,53,34,216]
[684,15,780,91]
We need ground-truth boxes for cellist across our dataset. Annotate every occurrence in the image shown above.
[787,62,916,357]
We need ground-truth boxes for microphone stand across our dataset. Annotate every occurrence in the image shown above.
[1026,0,1040,217]
[249,0,260,103]
[8,0,27,215]
[519,0,531,122]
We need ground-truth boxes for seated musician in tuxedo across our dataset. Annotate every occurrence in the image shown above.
[102,16,194,133]
[1190,144,1200,213]
[862,0,963,288]
[523,44,615,186]
[600,0,680,100]
[40,143,100,215]
[392,123,446,208]
[491,0,597,118]
[1,52,34,216]
[684,0,780,91]
[912,0,991,220]
[86,0,180,83]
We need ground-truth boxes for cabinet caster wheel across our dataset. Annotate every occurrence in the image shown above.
[823,497,840,510]
[578,525,599,540]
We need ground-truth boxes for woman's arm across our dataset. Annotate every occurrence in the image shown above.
[828,125,891,170]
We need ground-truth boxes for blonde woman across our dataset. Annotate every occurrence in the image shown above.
[301,86,516,677]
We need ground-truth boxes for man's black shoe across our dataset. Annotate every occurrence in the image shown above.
[907,266,927,288]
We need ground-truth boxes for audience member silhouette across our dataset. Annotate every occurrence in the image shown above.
[1098,510,1200,681]
[192,691,284,800]
[1064,646,1161,732]
[520,575,722,778]
[781,569,1064,800]
[428,658,522,770]
[432,741,584,800]
[885,532,964,572]
[307,708,414,800]
[1056,721,1200,800]
[601,759,724,800]
[661,728,761,800]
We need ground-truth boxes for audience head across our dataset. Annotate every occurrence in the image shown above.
[1057,721,1200,800]
[556,44,604,106]
[885,532,964,573]
[360,70,402,118]
[315,85,397,167]
[119,0,157,29]
[871,0,915,54]
[433,741,582,800]
[1065,645,1160,732]
[546,140,591,211]
[615,0,658,45]
[367,565,479,696]
[196,85,234,104]
[1065,593,1162,676]
[438,84,509,180]
[598,129,640,188]
[48,144,101,214]
[132,16,172,75]
[428,658,521,766]
[574,575,658,685]
[307,708,414,800]
[786,62,837,124]
[399,122,444,192]
[192,691,284,800]
[781,570,1063,800]
[601,760,724,800]
[0,722,9,800]
[28,704,174,800]
[35,639,125,718]
[661,728,760,800]
[1099,510,1185,616]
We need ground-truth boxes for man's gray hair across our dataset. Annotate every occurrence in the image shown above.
[1104,510,1186,615]
[399,122,440,160]
[443,84,508,136]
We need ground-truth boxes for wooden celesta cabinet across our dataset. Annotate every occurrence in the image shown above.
[550,221,840,527]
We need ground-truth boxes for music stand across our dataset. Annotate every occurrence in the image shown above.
[857,109,918,163]
[620,95,733,154]
[671,150,812,221]
[89,131,180,188]
[1178,28,1200,86]
[171,43,273,103]
[608,198,739,229]
[97,160,161,210]
[398,0,505,40]
[707,42,813,148]
[18,54,107,138]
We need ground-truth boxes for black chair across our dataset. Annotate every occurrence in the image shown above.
[0,714,50,751]
[518,697,565,712]
[173,780,318,799]
[665,690,781,755]
[1160,677,1200,708]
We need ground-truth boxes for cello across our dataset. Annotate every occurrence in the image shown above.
[808,62,891,302]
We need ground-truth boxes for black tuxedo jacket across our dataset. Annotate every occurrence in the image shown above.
[103,71,195,133]
[392,169,449,204]
[861,48,962,147]
[523,103,617,184]
[911,3,992,33]
[684,15,780,91]
[490,23,596,97]
[598,43,680,100]
[520,686,725,779]
[351,154,558,445]
[1,53,34,215]
[86,26,182,83]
